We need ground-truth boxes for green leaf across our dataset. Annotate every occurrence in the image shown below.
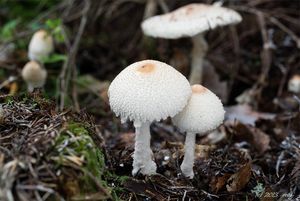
[42,53,67,64]
[45,18,62,29]
[44,19,65,43]
[0,19,20,40]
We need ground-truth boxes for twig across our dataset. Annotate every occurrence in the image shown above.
[233,5,300,48]
[58,0,91,111]
[157,0,169,13]
[256,11,272,87]
[269,17,300,48]
[276,62,290,97]
[227,25,241,103]
[143,0,157,19]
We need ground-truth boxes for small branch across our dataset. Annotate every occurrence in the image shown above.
[233,5,300,48]
[257,11,272,87]
[269,17,300,48]
[157,0,169,13]
[143,0,157,19]
[58,0,91,111]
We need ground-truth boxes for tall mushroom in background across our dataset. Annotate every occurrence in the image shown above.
[288,75,300,94]
[141,3,242,84]
[28,29,54,62]
[108,60,191,175]
[172,84,224,178]
[21,61,47,92]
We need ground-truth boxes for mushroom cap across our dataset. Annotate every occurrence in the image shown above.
[108,60,192,123]
[288,74,300,93]
[142,3,242,39]
[28,30,54,61]
[21,61,47,88]
[172,84,225,134]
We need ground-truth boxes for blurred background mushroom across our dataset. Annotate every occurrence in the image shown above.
[28,29,54,62]
[141,3,242,85]
[288,74,300,94]
[21,60,47,92]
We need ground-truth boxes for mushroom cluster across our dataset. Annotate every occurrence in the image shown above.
[108,60,224,178]
[141,3,242,84]
[108,60,192,175]
[21,29,54,92]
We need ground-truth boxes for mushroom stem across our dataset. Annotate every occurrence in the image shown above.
[181,132,196,178]
[189,33,208,84]
[132,121,157,176]
[27,84,34,93]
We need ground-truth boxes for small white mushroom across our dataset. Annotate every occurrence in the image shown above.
[172,84,225,178]
[108,60,191,175]
[21,61,47,92]
[288,75,300,93]
[141,3,242,84]
[28,30,54,62]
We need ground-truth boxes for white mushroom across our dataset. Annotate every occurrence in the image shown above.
[288,75,300,94]
[28,30,54,62]
[141,3,242,84]
[21,61,47,92]
[172,84,224,178]
[108,60,191,175]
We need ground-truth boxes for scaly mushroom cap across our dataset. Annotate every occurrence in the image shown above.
[108,60,192,123]
[142,3,242,39]
[172,84,225,134]
[22,61,47,89]
[28,30,54,61]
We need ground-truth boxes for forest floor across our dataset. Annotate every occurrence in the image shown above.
[0,0,300,200]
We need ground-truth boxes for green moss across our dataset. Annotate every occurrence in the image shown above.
[55,122,104,171]
[53,121,128,200]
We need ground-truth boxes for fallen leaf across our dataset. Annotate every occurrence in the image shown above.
[195,144,216,159]
[226,162,252,192]
[200,126,226,144]
[225,104,276,126]
[124,178,165,200]
[233,122,270,154]
[210,173,232,193]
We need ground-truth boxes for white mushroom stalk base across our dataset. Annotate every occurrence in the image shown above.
[27,84,34,93]
[132,121,157,176]
[189,33,208,85]
[180,132,196,179]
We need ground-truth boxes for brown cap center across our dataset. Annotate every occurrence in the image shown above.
[136,63,155,73]
[192,84,207,94]
[291,75,300,80]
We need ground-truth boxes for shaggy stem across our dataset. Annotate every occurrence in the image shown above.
[132,121,157,176]
[181,132,196,178]
[189,33,208,84]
